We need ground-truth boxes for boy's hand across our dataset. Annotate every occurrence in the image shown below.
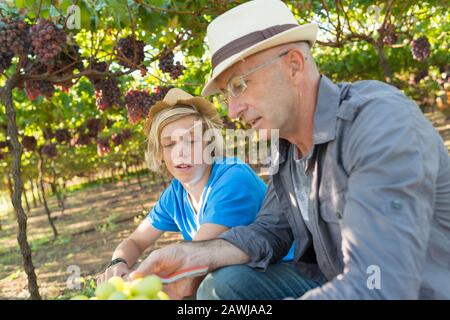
[97,262,130,285]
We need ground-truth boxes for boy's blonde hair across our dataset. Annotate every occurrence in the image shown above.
[145,104,223,174]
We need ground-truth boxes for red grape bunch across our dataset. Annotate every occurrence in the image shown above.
[94,77,122,111]
[0,19,30,73]
[378,23,397,45]
[0,52,13,73]
[86,118,104,138]
[0,140,12,150]
[22,136,37,152]
[31,19,67,65]
[55,129,71,144]
[121,129,132,140]
[88,61,108,81]
[116,36,145,69]
[0,19,31,57]
[70,133,91,147]
[125,90,154,124]
[153,85,173,102]
[88,62,122,111]
[124,86,174,125]
[414,70,428,85]
[158,51,186,79]
[41,143,57,158]
[383,34,398,46]
[111,133,124,146]
[24,63,55,100]
[410,36,431,61]
[97,137,111,157]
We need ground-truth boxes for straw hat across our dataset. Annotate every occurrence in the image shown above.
[201,0,318,96]
[143,88,220,136]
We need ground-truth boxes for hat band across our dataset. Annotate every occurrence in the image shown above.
[211,24,298,69]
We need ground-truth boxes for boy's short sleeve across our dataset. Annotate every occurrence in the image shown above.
[201,165,267,228]
[147,184,180,232]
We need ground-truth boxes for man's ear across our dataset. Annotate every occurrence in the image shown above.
[286,49,305,79]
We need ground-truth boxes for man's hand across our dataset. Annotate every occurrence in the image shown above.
[97,262,130,285]
[129,243,209,300]
[128,239,248,299]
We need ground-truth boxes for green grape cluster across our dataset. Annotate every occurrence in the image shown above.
[71,275,169,300]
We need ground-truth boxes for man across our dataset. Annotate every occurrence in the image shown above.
[130,0,450,299]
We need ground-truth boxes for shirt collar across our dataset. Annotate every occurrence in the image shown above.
[313,75,340,145]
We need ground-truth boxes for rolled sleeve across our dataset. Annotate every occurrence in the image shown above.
[302,96,440,299]
[219,179,294,270]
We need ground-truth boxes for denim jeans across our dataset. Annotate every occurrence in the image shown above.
[196,263,323,300]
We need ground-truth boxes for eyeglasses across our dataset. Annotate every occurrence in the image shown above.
[216,50,290,109]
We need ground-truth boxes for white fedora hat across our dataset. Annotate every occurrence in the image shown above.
[201,0,318,96]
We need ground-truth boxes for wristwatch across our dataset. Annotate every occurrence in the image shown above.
[105,258,128,270]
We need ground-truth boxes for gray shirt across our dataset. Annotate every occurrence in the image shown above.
[219,75,450,299]
[291,146,313,224]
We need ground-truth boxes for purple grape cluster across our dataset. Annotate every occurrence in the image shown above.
[41,143,57,158]
[25,80,54,100]
[158,51,186,79]
[86,118,104,138]
[116,36,145,68]
[411,36,431,61]
[0,52,13,73]
[414,70,428,85]
[87,61,108,86]
[94,77,122,111]
[0,18,31,74]
[153,85,174,102]
[31,19,67,65]
[383,33,398,45]
[378,23,397,46]
[88,61,108,77]
[97,137,111,156]
[124,90,154,124]
[124,86,173,125]
[22,135,37,151]
[111,133,124,146]
[0,140,12,150]
[158,51,174,73]
[111,129,133,146]
[0,19,31,57]
[121,129,132,140]
[24,63,55,100]
[70,132,91,147]
[87,61,118,110]
[55,129,71,143]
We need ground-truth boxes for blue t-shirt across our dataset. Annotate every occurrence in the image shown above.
[148,157,295,261]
